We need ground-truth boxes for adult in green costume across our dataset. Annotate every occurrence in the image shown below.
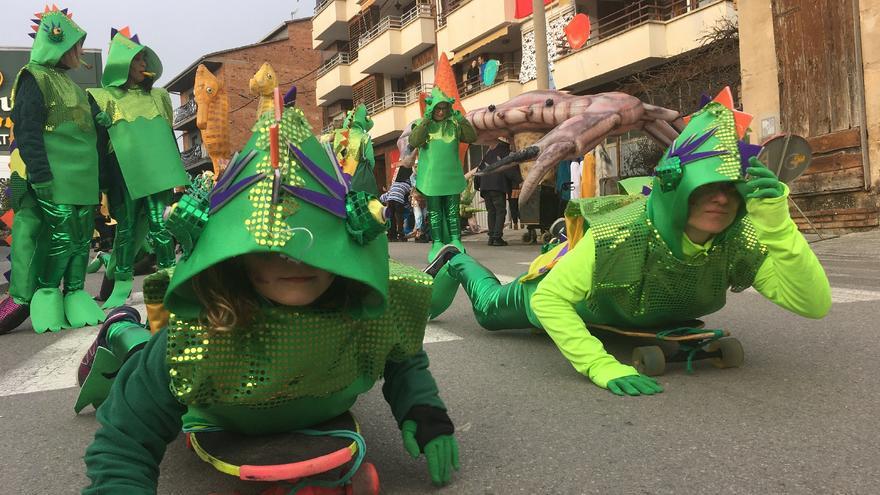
[81,102,459,491]
[9,5,104,332]
[425,90,832,396]
[332,103,379,195]
[409,87,477,261]
[88,27,189,309]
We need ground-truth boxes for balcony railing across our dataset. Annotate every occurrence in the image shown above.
[173,99,197,126]
[457,66,520,99]
[362,83,433,115]
[317,51,352,78]
[356,1,433,49]
[437,0,469,28]
[181,143,208,169]
[314,0,334,16]
[556,0,713,58]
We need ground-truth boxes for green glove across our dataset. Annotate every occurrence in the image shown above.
[745,157,784,199]
[402,420,460,486]
[32,181,54,202]
[607,374,664,397]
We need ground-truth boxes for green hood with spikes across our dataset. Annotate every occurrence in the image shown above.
[29,8,86,67]
[423,86,455,118]
[165,107,390,319]
[344,104,374,132]
[102,32,162,88]
[646,101,755,259]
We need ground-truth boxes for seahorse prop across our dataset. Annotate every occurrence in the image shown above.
[248,62,278,121]
[194,64,230,177]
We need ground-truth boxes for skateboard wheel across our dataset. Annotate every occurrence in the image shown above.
[632,346,665,376]
[707,337,744,369]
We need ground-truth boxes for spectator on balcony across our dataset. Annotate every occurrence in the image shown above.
[464,59,480,92]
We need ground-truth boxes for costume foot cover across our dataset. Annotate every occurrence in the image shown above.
[450,238,466,253]
[101,278,133,309]
[30,288,66,333]
[0,297,30,335]
[427,241,444,263]
[64,290,106,328]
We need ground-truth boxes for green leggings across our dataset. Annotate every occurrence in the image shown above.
[36,199,93,291]
[109,189,175,280]
[426,194,461,245]
[445,253,535,330]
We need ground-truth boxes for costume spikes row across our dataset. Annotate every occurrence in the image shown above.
[29,4,74,39]
[684,87,753,139]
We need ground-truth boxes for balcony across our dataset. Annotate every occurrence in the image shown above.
[367,84,432,143]
[180,143,210,171]
[316,52,354,105]
[435,0,516,54]
[312,0,357,50]
[172,99,197,131]
[458,67,523,111]
[356,2,435,76]
[552,0,736,90]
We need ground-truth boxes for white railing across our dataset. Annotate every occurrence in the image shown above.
[363,83,433,114]
[317,51,352,78]
[356,1,433,49]
[313,0,334,16]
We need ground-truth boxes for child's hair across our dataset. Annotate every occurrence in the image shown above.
[190,258,260,332]
[190,257,374,332]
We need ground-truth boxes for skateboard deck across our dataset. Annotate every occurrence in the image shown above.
[589,319,729,341]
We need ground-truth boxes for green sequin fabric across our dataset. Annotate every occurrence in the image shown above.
[580,196,767,328]
[167,261,432,407]
[14,64,92,133]
[87,87,174,126]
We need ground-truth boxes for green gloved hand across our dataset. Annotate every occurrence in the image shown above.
[32,181,54,202]
[745,157,784,199]
[401,405,459,486]
[607,374,664,397]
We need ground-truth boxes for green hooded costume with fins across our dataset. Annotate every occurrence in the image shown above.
[332,104,378,195]
[409,87,477,261]
[7,5,104,332]
[81,102,461,491]
[428,88,830,395]
[88,27,190,309]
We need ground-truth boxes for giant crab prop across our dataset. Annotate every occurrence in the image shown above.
[467,90,685,203]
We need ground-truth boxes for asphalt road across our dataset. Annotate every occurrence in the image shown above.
[1,229,878,494]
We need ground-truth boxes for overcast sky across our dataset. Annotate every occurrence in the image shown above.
[0,0,317,87]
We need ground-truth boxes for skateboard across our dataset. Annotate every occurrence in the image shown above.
[188,411,379,495]
[589,319,744,375]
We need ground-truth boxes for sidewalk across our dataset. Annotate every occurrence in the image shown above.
[805,229,880,260]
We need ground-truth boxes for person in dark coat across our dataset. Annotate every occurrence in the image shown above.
[474,141,513,246]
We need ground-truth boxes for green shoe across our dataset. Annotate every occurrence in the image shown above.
[102,278,134,310]
[450,238,466,254]
[86,251,108,274]
[64,290,106,328]
[30,288,67,333]
[427,241,445,263]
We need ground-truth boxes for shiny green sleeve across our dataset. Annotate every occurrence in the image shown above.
[530,232,638,388]
[83,329,186,494]
[748,186,832,319]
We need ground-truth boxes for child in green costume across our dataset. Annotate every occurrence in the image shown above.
[332,103,379,195]
[9,5,105,332]
[425,89,832,396]
[80,102,459,492]
[88,27,190,309]
[409,87,477,261]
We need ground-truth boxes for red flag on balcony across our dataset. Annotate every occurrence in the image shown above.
[515,0,552,19]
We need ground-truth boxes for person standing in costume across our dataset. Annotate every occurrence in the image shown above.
[81,100,459,491]
[425,90,831,396]
[409,87,477,261]
[87,27,189,308]
[9,5,104,332]
[474,141,513,246]
[333,104,378,195]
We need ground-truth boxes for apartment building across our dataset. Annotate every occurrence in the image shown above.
[313,0,738,189]
[165,19,321,173]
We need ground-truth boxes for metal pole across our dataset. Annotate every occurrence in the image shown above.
[532,0,549,89]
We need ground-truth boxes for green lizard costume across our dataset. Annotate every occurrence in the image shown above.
[409,87,477,261]
[88,27,190,309]
[332,104,378,195]
[9,5,104,332]
[82,103,460,492]
[428,90,831,396]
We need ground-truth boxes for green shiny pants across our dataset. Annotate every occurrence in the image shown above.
[109,189,175,280]
[446,254,535,330]
[36,199,93,291]
[426,194,461,245]
[8,186,45,304]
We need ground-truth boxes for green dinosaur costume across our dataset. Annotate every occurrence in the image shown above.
[429,91,831,395]
[332,103,378,195]
[82,104,460,492]
[9,5,104,332]
[409,87,477,261]
[88,28,190,309]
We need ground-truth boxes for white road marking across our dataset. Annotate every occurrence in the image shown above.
[424,323,463,344]
[744,286,880,304]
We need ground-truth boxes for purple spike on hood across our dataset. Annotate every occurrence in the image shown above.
[288,143,346,200]
[284,86,297,107]
[697,94,712,110]
[28,32,36,39]
[641,185,652,196]
[209,173,266,213]
[281,184,346,218]
[668,127,727,165]
[738,140,763,176]
[110,27,118,39]
[130,34,140,44]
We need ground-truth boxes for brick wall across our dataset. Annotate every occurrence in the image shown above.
[216,20,322,150]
